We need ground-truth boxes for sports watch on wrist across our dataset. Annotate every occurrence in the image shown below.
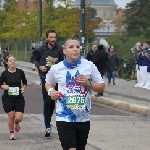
[87,80,92,88]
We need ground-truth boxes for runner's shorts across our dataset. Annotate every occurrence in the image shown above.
[2,95,25,113]
[56,121,90,150]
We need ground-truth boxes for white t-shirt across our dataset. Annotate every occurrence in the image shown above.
[45,59,104,122]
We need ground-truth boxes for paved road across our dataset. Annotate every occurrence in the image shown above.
[0,62,150,150]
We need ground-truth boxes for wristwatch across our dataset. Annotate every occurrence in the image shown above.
[48,88,54,96]
[87,80,93,88]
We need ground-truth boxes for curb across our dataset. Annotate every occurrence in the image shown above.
[32,81,41,86]
[92,96,150,116]
[32,80,150,117]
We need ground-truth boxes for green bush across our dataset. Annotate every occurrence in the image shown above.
[8,50,32,62]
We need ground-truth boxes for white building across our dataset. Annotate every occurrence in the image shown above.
[73,0,118,38]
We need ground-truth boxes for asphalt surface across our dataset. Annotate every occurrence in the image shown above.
[0,63,150,150]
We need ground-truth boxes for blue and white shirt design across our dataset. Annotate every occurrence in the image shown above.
[45,59,104,122]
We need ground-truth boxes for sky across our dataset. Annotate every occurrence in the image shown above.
[115,0,133,8]
[54,0,133,8]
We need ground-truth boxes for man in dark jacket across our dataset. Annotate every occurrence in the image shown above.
[34,29,64,137]
[95,45,108,96]
[86,44,97,64]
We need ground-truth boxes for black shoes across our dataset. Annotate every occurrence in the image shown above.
[45,132,50,137]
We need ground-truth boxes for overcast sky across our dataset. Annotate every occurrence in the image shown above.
[115,0,132,8]
[55,0,133,9]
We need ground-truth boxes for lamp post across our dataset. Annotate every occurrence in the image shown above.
[107,19,110,37]
[80,0,85,58]
[39,0,42,46]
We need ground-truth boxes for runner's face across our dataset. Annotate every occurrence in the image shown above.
[7,56,16,68]
[63,40,80,62]
[46,33,56,46]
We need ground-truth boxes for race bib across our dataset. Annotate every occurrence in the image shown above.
[66,94,86,109]
[45,58,54,67]
[45,58,58,67]
[8,87,19,96]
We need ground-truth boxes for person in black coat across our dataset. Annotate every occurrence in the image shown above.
[95,45,108,97]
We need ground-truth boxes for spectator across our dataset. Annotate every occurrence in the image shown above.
[95,44,108,96]
[86,44,97,64]
[107,45,120,85]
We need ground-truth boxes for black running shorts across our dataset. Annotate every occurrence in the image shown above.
[2,96,25,113]
[56,121,90,150]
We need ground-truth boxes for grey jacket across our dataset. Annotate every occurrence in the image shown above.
[107,53,120,72]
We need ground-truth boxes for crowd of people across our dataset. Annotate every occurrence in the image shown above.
[86,44,120,96]
[134,41,150,89]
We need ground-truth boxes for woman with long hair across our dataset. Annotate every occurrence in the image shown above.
[107,46,120,85]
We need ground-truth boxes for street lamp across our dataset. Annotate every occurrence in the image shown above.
[108,19,110,36]
[39,0,42,46]
[80,0,85,58]
[105,18,110,37]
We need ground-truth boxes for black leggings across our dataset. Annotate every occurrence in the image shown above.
[41,78,56,129]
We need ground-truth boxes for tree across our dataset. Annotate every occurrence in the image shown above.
[2,0,20,51]
[52,0,79,38]
[124,0,150,37]
[114,11,125,34]
[85,5,101,39]
[42,0,56,34]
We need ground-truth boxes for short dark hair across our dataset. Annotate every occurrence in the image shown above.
[97,45,104,51]
[63,37,80,48]
[145,41,150,45]
[46,29,57,38]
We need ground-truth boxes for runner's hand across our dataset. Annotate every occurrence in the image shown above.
[50,90,60,100]
[39,66,47,72]
[47,56,57,63]
[3,85,9,90]
[20,87,25,94]
[77,74,89,86]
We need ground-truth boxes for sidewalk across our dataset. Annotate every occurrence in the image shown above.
[16,61,150,116]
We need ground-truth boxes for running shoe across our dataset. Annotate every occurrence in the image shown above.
[14,119,20,132]
[45,128,51,137]
[9,133,16,140]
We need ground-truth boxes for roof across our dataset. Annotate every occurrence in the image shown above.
[73,0,117,6]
